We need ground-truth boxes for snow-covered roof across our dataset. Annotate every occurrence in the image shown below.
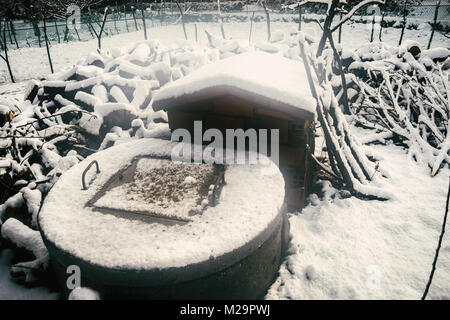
[153,51,316,118]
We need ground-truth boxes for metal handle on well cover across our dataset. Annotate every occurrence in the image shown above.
[82,160,100,190]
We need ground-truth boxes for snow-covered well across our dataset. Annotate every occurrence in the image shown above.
[38,138,286,298]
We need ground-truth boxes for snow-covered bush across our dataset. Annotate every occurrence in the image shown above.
[344,41,449,175]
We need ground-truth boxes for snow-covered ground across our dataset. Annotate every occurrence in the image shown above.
[267,126,450,300]
[0,17,449,300]
[1,18,448,84]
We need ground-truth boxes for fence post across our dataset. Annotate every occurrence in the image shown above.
[7,21,13,45]
[427,0,441,49]
[43,16,54,74]
[298,4,302,31]
[379,12,385,41]
[263,0,270,42]
[124,5,130,32]
[32,21,42,47]
[9,21,19,49]
[398,1,407,45]
[54,20,61,43]
[195,23,198,42]
[1,20,15,83]
[249,11,255,44]
[132,6,139,30]
[370,12,375,42]
[141,2,148,40]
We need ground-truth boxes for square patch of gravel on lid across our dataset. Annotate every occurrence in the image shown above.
[91,157,224,221]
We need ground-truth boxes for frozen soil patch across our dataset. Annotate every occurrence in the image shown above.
[91,157,225,221]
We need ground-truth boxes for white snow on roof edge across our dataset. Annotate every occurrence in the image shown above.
[153,51,317,115]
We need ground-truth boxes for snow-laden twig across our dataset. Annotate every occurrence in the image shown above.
[349,44,449,176]
[330,0,386,33]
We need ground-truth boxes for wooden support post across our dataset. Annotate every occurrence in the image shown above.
[141,2,148,40]
[427,0,441,50]
[370,13,375,42]
[249,11,255,44]
[298,4,302,31]
[338,12,342,43]
[195,24,198,42]
[54,20,61,43]
[43,16,54,74]
[398,1,407,45]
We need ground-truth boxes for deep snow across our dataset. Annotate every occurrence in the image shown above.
[0,15,449,300]
[1,18,448,84]
[267,126,450,300]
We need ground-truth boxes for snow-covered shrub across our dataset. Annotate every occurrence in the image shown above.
[0,218,49,283]
[344,42,449,175]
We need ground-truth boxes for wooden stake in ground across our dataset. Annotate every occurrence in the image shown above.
[42,16,54,74]
[217,0,226,39]
[195,24,198,42]
[175,0,188,40]
[131,6,139,31]
[249,11,255,44]
[9,21,18,49]
[427,0,441,49]
[379,12,385,41]
[298,4,303,31]
[89,7,110,50]
[370,12,376,42]
[338,12,342,43]
[141,2,148,40]
[262,0,271,41]
[54,20,61,43]
[124,5,130,32]
[33,21,42,47]
[0,20,15,83]
[398,0,407,45]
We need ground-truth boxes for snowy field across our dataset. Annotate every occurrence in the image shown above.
[267,128,450,300]
[1,18,448,84]
[0,16,449,300]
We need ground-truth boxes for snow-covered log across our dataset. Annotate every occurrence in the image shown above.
[1,218,49,283]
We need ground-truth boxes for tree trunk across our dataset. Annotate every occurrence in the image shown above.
[328,33,350,114]
[316,0,340,57]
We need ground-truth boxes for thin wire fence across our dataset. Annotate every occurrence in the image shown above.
[1,4,448,50]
